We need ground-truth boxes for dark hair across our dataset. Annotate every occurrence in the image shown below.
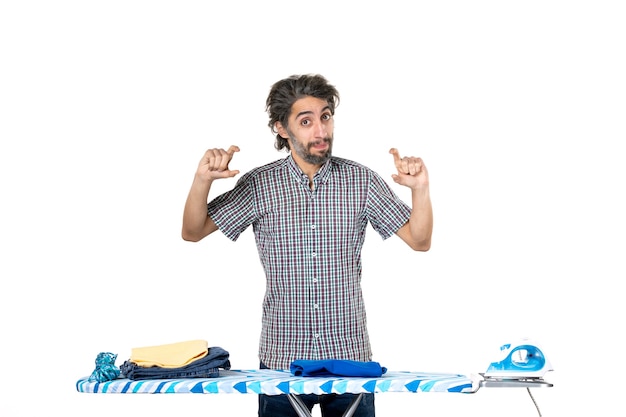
[266,74,340,151]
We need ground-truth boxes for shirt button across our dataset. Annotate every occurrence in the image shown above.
[312,278,318,283]
[311,224,316,230]
[312,252,317,257]
[314,333,320,338]
[313,304,319,309]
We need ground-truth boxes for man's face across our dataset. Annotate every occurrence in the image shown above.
[279,96,334,166]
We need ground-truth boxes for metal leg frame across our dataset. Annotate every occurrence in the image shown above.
[287,394,311,417]
[286,393,364,417]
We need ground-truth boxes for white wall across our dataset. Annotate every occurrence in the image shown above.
[1,1,624,416]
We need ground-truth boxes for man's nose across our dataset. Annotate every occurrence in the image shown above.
[313,120,326,137]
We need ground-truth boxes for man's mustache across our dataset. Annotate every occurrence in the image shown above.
[308,137,332,149]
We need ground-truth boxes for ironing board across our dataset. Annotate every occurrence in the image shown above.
[76,369,479,417]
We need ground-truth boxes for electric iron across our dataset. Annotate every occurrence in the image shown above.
[481,339,553,386]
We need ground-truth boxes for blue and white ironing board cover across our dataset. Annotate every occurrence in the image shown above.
[76,369,479,395]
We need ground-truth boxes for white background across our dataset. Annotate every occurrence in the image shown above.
[1,1,624,416]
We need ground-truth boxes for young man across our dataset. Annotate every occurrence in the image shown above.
[182,74,432,417]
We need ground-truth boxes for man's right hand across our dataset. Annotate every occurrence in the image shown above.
[197,145,241,181]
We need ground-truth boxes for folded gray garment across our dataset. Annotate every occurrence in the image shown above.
[120,346,231,380]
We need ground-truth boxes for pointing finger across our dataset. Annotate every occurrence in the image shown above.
[389,148,404,171]
[227,145,240,156]
[389,148,401,162]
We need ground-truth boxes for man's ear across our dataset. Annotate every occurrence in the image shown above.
[276,122,289,139]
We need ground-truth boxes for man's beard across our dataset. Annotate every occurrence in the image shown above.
[288,130,333,165]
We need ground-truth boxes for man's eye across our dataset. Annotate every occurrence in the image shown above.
[322,114,331,121]
[301,120,310,126]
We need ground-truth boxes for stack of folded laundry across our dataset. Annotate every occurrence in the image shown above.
[120,339,231,380]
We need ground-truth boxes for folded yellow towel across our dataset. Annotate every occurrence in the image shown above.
[130,339,209,368]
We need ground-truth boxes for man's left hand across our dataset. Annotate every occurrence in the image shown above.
[389,148,429,190]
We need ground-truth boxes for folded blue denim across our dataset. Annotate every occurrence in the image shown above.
[120,346,231,380]
[289,359,387,377]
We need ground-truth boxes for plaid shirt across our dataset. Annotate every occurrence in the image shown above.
[207,155,411,370]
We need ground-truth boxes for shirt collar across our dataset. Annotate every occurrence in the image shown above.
[286,154,333,187]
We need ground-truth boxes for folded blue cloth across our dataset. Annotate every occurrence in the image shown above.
[290,359,387,377]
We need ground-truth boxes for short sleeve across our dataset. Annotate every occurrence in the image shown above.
[365,172,411,239]
[206,173,257,241]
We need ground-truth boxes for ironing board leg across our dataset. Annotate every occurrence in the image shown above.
[286,393,364,417]
[287,394,312,417]
[342,393,363,417]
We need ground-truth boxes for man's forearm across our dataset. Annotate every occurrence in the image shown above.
[408,186,433,251]
[182,177,215,241]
